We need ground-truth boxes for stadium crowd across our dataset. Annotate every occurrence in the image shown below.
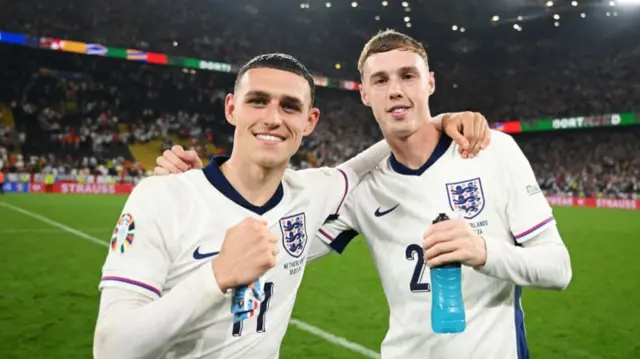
[0,0,638,198]
[3,0,639,119]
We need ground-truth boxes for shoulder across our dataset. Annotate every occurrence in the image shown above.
[483,130,529,167]
[489,130,518,148]
[127,176,169,201]
[284,167,344,189]
[127,170,209,209]
[447,130,519,164]
[484,130,520,154]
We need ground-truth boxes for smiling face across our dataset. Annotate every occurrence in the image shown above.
[358,30,435,140]
[225,67,320,169]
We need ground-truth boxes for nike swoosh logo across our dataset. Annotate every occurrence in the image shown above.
[374,204,400,217]
[193,247,220,260]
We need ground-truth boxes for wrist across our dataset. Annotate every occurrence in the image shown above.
[431,113,447,130]
[211,257,234,292]
[473,235,488,267]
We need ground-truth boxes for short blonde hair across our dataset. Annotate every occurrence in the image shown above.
[357,29,429,76]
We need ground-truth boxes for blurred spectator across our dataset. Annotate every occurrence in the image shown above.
[0,3,637,197]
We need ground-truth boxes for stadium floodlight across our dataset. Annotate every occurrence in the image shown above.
[404,16,411,22]
[452,25,459,31]
[609,1,615,5]
[546,1,554,7]
[325,2,331,8]
[351,1,358,7]
[406,22,412,28]
[402,1,409,7]
[571,1,578,6]
[513,24,522,31]
[554,14,560,19]
[173,41,178,47]
[581,12,586,17]
[382,1,388,6]
[554,21,560,27]
[606,11,611,15]
[518,15,523,20]
[460,27,466,32]
[375,15,381,20]
[492,15,500,21]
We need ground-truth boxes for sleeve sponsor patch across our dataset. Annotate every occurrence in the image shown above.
[526,184,542,196]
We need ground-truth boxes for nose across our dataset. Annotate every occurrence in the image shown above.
[387,79,404,100]
[263,102,284,127]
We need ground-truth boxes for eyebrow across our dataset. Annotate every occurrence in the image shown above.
[369,66,420,80]
[246,90,304,108]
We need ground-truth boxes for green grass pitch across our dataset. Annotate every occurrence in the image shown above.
[0,193,638,359]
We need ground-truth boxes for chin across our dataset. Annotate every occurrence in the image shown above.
[252,152,289,169]
[386,120,419,138]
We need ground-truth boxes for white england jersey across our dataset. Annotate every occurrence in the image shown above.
[98,156,352,359]
[318,131,556,359]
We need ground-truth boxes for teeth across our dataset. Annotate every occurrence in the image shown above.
[256,134,283,142]
[392,108,408,113]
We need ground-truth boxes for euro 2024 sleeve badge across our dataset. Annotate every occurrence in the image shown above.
[110,213,136,253]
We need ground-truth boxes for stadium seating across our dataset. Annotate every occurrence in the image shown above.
[0,3,638,197]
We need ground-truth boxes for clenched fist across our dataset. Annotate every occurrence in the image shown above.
[212,218,279,292]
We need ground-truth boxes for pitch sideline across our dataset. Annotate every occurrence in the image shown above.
[0,201,381,359]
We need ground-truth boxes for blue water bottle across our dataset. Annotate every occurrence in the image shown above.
[430,213,466,334]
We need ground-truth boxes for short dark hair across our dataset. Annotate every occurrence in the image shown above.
[235,53,316,106]
[358,29,429,77]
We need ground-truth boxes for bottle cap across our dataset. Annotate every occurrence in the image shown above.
[432,213,450,224]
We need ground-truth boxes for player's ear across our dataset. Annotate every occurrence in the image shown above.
[359,83,371,107]
[302,107,320,136]
[224,93,236,126]
[428,71,435,96]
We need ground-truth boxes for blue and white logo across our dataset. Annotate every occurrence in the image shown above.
[279,213,308,258]
[446,178,486,219]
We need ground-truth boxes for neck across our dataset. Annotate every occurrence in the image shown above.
[220,154,285,207]
[386,121,441,169]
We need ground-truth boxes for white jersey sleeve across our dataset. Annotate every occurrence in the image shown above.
[94,177,228,359]
[335,139,389,189]
[478,225,572,290]
[316,190,360,254]
[307,239,334,262]
[497,133,555,243]
[310,139,389,224]
[99,176,173,298]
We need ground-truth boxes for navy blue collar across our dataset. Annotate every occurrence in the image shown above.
[202,156,284,215]
[389,134,452,176]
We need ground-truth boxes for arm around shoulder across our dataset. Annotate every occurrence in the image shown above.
[335,139,389,189]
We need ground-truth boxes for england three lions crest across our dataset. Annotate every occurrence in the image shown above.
[446,178,486,219]
[280,213,308,258]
